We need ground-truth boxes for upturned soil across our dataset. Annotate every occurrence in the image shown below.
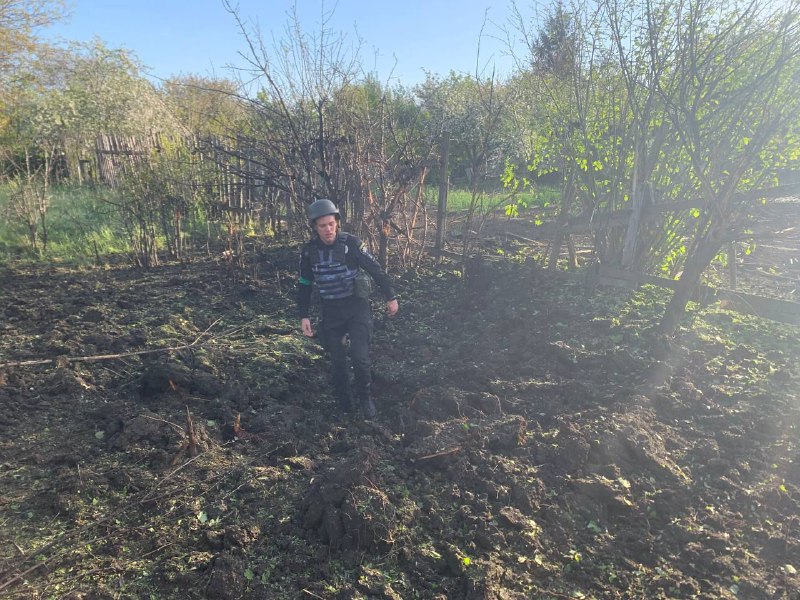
[0,244,798,599]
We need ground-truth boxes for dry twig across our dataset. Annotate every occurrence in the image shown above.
[0,319,221,369]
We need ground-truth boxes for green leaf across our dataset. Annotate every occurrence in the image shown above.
[197,511,208,524]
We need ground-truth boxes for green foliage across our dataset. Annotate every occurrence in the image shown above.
[505,0,800,296]
[160,76,249,138]
[109,136,217,266]
[0,183,128,262]
[427,185,559,214]
[0,1,67,86]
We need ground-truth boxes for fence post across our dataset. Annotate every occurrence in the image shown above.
[622,182,648,268]
[434,135,449,266]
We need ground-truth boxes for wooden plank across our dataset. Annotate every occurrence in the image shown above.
[595,265,800,325]
[597,265,680,290]
[716,290,800,326]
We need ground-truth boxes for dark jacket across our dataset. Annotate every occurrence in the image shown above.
[297,233,396,319]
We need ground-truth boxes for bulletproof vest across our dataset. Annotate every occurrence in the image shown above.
[309,234,358,300]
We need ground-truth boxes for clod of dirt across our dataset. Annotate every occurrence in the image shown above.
[108,412,174,452]
[206,552,246,600]
[82,308,105,323]
[486,415,527,451]
[43,367,92,395]
[301,449,417,552]
[139,360,224,399]
[139,361,193,397]
[571,475,636,514]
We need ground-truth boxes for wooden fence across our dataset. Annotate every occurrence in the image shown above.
[93,133,273,217]
[91,133,800,325]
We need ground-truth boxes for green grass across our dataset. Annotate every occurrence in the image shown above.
[0,183,129,264]
[427,185,561,213]
[0,182,565,264]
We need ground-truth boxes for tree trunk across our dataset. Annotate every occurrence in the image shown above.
[659,235,724,334]
[547,175,576,270]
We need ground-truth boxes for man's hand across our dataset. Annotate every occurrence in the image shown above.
[301,318,314,337]
[386,299,399,317]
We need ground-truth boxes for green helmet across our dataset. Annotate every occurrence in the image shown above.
[307,199,339,224]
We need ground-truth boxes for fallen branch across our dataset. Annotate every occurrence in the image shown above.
[415,447,462,462]
[0,559,50,593]
[502,232,548,246]
[0,319,220,369]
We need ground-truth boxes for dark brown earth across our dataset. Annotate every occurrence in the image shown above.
[0,243,798,599]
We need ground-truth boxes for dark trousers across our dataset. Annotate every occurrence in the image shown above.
[320,297,372,408]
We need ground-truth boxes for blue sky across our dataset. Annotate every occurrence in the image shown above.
[43,1,539,87]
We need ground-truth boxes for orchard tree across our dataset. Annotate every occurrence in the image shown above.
[507,0,799,334]
[507,0,626,268]
[0,45,69,253]
[336,77,437,268]
[57,41,185,180]
[0,0,66,87]
[1,0,67,173]
[161,75,250,138]
[224,0,364,216]
[649,0,800,332]
[4,39,182,183]
[416,71,519,262]
[222,0,438,267]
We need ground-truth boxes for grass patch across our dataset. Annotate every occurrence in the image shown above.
[0,184,129,263]
[426,185,561,212]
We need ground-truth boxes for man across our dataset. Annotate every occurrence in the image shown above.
[297,199,399,418]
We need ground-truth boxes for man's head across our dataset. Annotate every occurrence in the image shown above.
[307,199,340,245]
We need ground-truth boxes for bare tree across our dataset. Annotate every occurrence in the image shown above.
[3,146,56,253]
[223,1,363,214]
[218,1,437,268]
